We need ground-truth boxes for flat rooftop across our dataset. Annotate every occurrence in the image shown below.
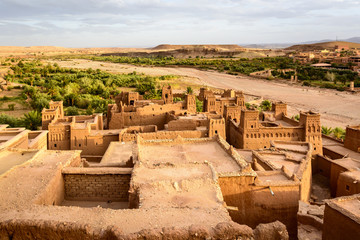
[0,138,251,237]
[327,194,360,224]
[100,142,133,164]
[138,140,242,173]
[325,144,360,160]
[331,158,360,171]
[256,171,293,183]
[0,149,38,175]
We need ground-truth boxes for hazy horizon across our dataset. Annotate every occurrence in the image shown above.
[0,0,359,48]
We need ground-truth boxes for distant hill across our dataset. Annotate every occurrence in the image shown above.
[152,44,244,51]
[242,37,360,49]
[285,41,360,51]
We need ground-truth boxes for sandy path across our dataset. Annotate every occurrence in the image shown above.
[49,59,360,128]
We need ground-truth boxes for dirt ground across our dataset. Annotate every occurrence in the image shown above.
[48,59,360,128]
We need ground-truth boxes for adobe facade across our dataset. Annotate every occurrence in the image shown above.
[228,103,322,155]
[344,125,360,152]
[42,88,225,157]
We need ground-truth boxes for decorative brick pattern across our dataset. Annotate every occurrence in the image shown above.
[64,174,131,201]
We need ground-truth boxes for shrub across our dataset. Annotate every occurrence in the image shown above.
[66,106,80,116]
[7,104,15,111]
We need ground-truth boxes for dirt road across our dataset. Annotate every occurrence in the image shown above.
[50,59,360,128]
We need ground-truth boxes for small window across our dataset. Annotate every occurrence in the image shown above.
[264,146,267,149]
[54,144,57,147]
[314,147,317,150]
[251,125,253,128]
[215,130,218,134]
[79,144,81,147]
[130,116,132,120]
[346,185,350,191]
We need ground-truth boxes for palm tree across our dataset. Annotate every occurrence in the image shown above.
[321,126,333,136]
[333,127,345,140]
[23,111,42,130]
[260,100,272,111]
[186,86,193,95]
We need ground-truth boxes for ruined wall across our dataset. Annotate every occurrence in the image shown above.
[63,168,132,201]
[323,202,360,240]
[218,175,299,238]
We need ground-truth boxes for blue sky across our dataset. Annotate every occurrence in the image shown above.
[0,0,359,47]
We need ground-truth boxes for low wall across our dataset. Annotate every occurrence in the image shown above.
[63,167,132,201]
[323,200,360,240]
[28,131,48,149]
[218,175,299,238]
[323,147,344,159]
[121,130,207,142]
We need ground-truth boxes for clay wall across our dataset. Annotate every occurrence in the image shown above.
[198,88,214,101]
[224,105,241,123]
[228,121,243,148]
[242,127,303,150]
[6,133,28,149]
[135,102,183,115]
[126,125,157,133]
[208,118,226,139]
[314,155,332,178]
[299,112,322,155]
[323,201,360,240]
[162,86,173,104]
[63,168,132,201]
[184,94,196,113]
[281,116,300,126]
[28,131,48,149]
[218,175,299,238]
[299,153,312,202]
[336,172,360,197]
[48,124,70,150]
[323,147,344,159]
[272,103,287,120]
[73,134,119,156]
[121,130,207,142]
[344,126,360,152]
[109,112,169,130]
[34,154,81,206]
[168,119,197,131]
[330,162,347,197]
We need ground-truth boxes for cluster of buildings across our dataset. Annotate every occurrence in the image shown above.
[289,46,360,75]
[0,86,359,239]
